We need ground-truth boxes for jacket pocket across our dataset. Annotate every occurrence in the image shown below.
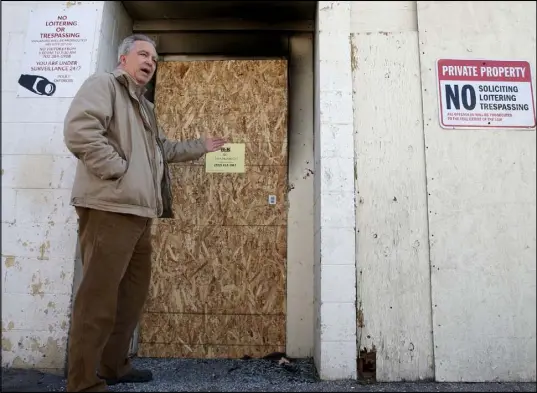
[111,159,153,209]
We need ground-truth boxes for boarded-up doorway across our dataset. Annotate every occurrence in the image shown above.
[138,59,289,358]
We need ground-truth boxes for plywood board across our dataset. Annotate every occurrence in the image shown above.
[139,314,285,346]
[137,343,286,359]
[168,166,288,226]
[139,59,288,358]
[145,224,286,315]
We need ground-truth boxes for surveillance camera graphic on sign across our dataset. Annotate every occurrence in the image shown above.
[18,74,57,96]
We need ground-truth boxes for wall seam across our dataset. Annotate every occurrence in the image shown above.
[415,1,436,381]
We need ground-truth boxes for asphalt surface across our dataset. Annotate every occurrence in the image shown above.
[2,357,536,392]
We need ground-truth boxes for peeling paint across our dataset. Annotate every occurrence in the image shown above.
[38,241,51,260]
[2,338,13,351]
[4,255,16,268]
[31,278,45,298]
[5,336,67,370]
[357,308,365,328]
[350,35,358,72]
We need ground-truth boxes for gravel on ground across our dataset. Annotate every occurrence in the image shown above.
[2,357,536,392]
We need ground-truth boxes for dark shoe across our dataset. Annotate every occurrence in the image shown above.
[100,368,153,385]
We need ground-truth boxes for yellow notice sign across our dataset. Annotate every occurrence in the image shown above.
[205,143,246,173]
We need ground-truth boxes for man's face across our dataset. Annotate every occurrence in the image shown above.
[120,40,157,86]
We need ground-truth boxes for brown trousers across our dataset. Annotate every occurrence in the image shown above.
[66,207,153,392]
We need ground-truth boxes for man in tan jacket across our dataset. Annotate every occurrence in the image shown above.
[63,34,226,392]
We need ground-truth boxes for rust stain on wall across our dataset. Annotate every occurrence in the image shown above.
[357,308,365,328]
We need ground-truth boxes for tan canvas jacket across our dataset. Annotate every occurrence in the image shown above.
[64,69,207,218]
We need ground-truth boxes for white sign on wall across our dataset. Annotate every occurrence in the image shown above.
[17,4,99,98]
[437,59,536,129]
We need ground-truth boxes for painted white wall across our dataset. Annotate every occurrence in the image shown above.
[314,1,358,380]
[417,1,536,382]
[286,34,315,358]
[95,1,133,73]
[1,0,132,372]
[348,0,536,383]
[350,1,434,382]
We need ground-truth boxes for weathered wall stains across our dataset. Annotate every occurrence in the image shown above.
[351,1,434,382]
[2,338,14,352]
[30,275,47,298]
[1,296,72,370]
[4,255,16,268]
[5,336,67,372]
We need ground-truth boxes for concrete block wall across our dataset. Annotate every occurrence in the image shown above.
[1,1,131,372]
[313,1,357,380]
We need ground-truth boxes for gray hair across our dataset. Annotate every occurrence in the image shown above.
[117,34,157,63]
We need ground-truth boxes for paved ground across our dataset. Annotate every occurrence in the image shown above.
[2,357,536,392]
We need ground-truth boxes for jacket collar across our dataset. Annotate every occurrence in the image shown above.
[112,68,147,99]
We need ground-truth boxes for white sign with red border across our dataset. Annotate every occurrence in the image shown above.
[437,59,536,129]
